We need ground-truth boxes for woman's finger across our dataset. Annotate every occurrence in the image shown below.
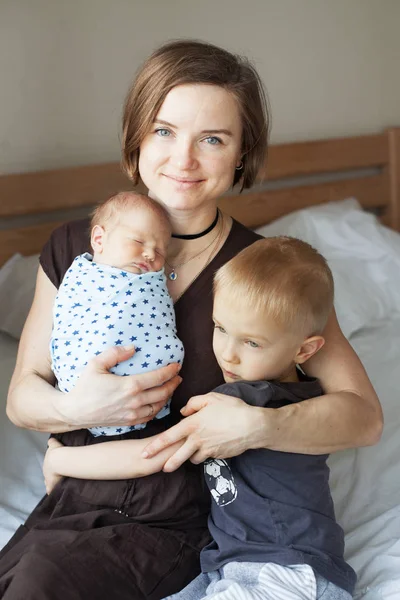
[132,375,182,409]
[126,376,182,424]
[142,418,191,458]
[125,363,182,396]
[162,439,200,472]
[129,374,181,425]
[180,394,210,416]
[92,344,136,372]
[188,449,207,465]
[134,397,171,424]
[47,437,63,449]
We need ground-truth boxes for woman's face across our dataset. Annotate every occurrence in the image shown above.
[139,84,243,214]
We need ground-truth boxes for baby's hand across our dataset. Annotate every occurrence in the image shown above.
[43,437,64,495]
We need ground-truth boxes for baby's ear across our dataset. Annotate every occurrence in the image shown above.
[91,225,105,254]
[294,336,325,365]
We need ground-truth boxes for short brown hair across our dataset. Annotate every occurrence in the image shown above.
[90,191,171,234]
[122,39,270,191]
[214,237,334,337]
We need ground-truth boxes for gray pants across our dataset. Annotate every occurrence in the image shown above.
[163,562,353,600]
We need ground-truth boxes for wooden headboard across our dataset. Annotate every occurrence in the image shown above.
[1,127,399,266]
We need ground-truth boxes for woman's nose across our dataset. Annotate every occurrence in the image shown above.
[171,139,198,170]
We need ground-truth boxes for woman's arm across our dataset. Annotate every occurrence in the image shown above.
[141,309,383,470]
[43,436,184,493]
[7,266,182,433]
[271,308,383,452]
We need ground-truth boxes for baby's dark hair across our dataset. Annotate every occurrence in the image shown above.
[90,191,171,233]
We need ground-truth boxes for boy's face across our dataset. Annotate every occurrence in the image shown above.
[93,207,170,274]
[212,290,303,384]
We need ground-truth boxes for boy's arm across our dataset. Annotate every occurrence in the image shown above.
[43,435,184,493]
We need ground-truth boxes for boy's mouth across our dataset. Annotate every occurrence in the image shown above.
[222,368,240,380]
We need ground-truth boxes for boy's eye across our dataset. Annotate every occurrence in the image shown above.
[214,325,226,334]
[246,340,259,348]
[155,128,171,137]
[205,136,221,145]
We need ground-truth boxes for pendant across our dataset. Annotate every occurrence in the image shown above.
[168,271,178,281]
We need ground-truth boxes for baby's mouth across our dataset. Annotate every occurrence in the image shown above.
[134,263,150,273]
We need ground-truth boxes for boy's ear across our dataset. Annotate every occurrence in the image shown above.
[294,336,325,365]
[91,225,105,254]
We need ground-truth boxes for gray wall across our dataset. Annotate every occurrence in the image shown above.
[1,0,399,174]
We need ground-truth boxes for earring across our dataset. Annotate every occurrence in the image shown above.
[236,161,243,171]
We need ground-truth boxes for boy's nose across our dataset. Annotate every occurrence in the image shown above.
[221,343,239,364]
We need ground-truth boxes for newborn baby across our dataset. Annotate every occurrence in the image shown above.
[50,191,184,436]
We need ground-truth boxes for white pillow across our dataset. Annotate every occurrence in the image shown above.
[255,199,400,339]
[0,254,39,340]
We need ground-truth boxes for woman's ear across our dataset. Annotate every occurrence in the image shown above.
[236,157,244,170]
[91,225,105,254]
[294,336,325,365]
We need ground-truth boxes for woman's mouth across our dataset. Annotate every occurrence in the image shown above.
[163,174,204,187]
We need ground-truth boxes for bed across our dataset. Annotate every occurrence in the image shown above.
[1,128,399,599]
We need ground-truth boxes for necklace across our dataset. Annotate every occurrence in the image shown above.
[165,212,222,281]
[172,215,226,304]
[171,209,219,240]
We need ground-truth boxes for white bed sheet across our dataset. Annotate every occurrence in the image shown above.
[328,319,400,600]
[0,322,400,599]
[0,333,48,549]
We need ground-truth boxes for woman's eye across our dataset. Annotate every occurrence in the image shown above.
[155,128,171,137]
[246,340,259,348]
[214,325,226,334]
[205,136,221,145]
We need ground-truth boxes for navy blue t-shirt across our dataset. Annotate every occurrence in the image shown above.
[200,376,357,594]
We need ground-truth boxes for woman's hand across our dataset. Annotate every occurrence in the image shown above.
[43,437,64,494]
[54,345,182,429]
[142,392,262,472]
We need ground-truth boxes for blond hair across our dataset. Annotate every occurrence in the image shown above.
[214,237,334,337]
[122,39,270,191]
[90,191,171,234]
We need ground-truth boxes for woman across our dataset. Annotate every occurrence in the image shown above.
[2,40,382,600]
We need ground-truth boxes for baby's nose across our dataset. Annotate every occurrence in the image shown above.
[143,248,155,262]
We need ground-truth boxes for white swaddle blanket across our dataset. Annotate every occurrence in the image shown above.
[50,253,184,436]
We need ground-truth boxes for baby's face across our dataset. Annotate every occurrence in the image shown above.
[212,290,301,383]
[94,207,170,274]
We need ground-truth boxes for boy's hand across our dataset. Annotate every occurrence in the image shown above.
[43,437,64,494]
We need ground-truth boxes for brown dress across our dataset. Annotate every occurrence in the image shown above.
[0,218,260,600]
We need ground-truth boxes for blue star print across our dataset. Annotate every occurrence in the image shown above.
[50,253,184,438]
